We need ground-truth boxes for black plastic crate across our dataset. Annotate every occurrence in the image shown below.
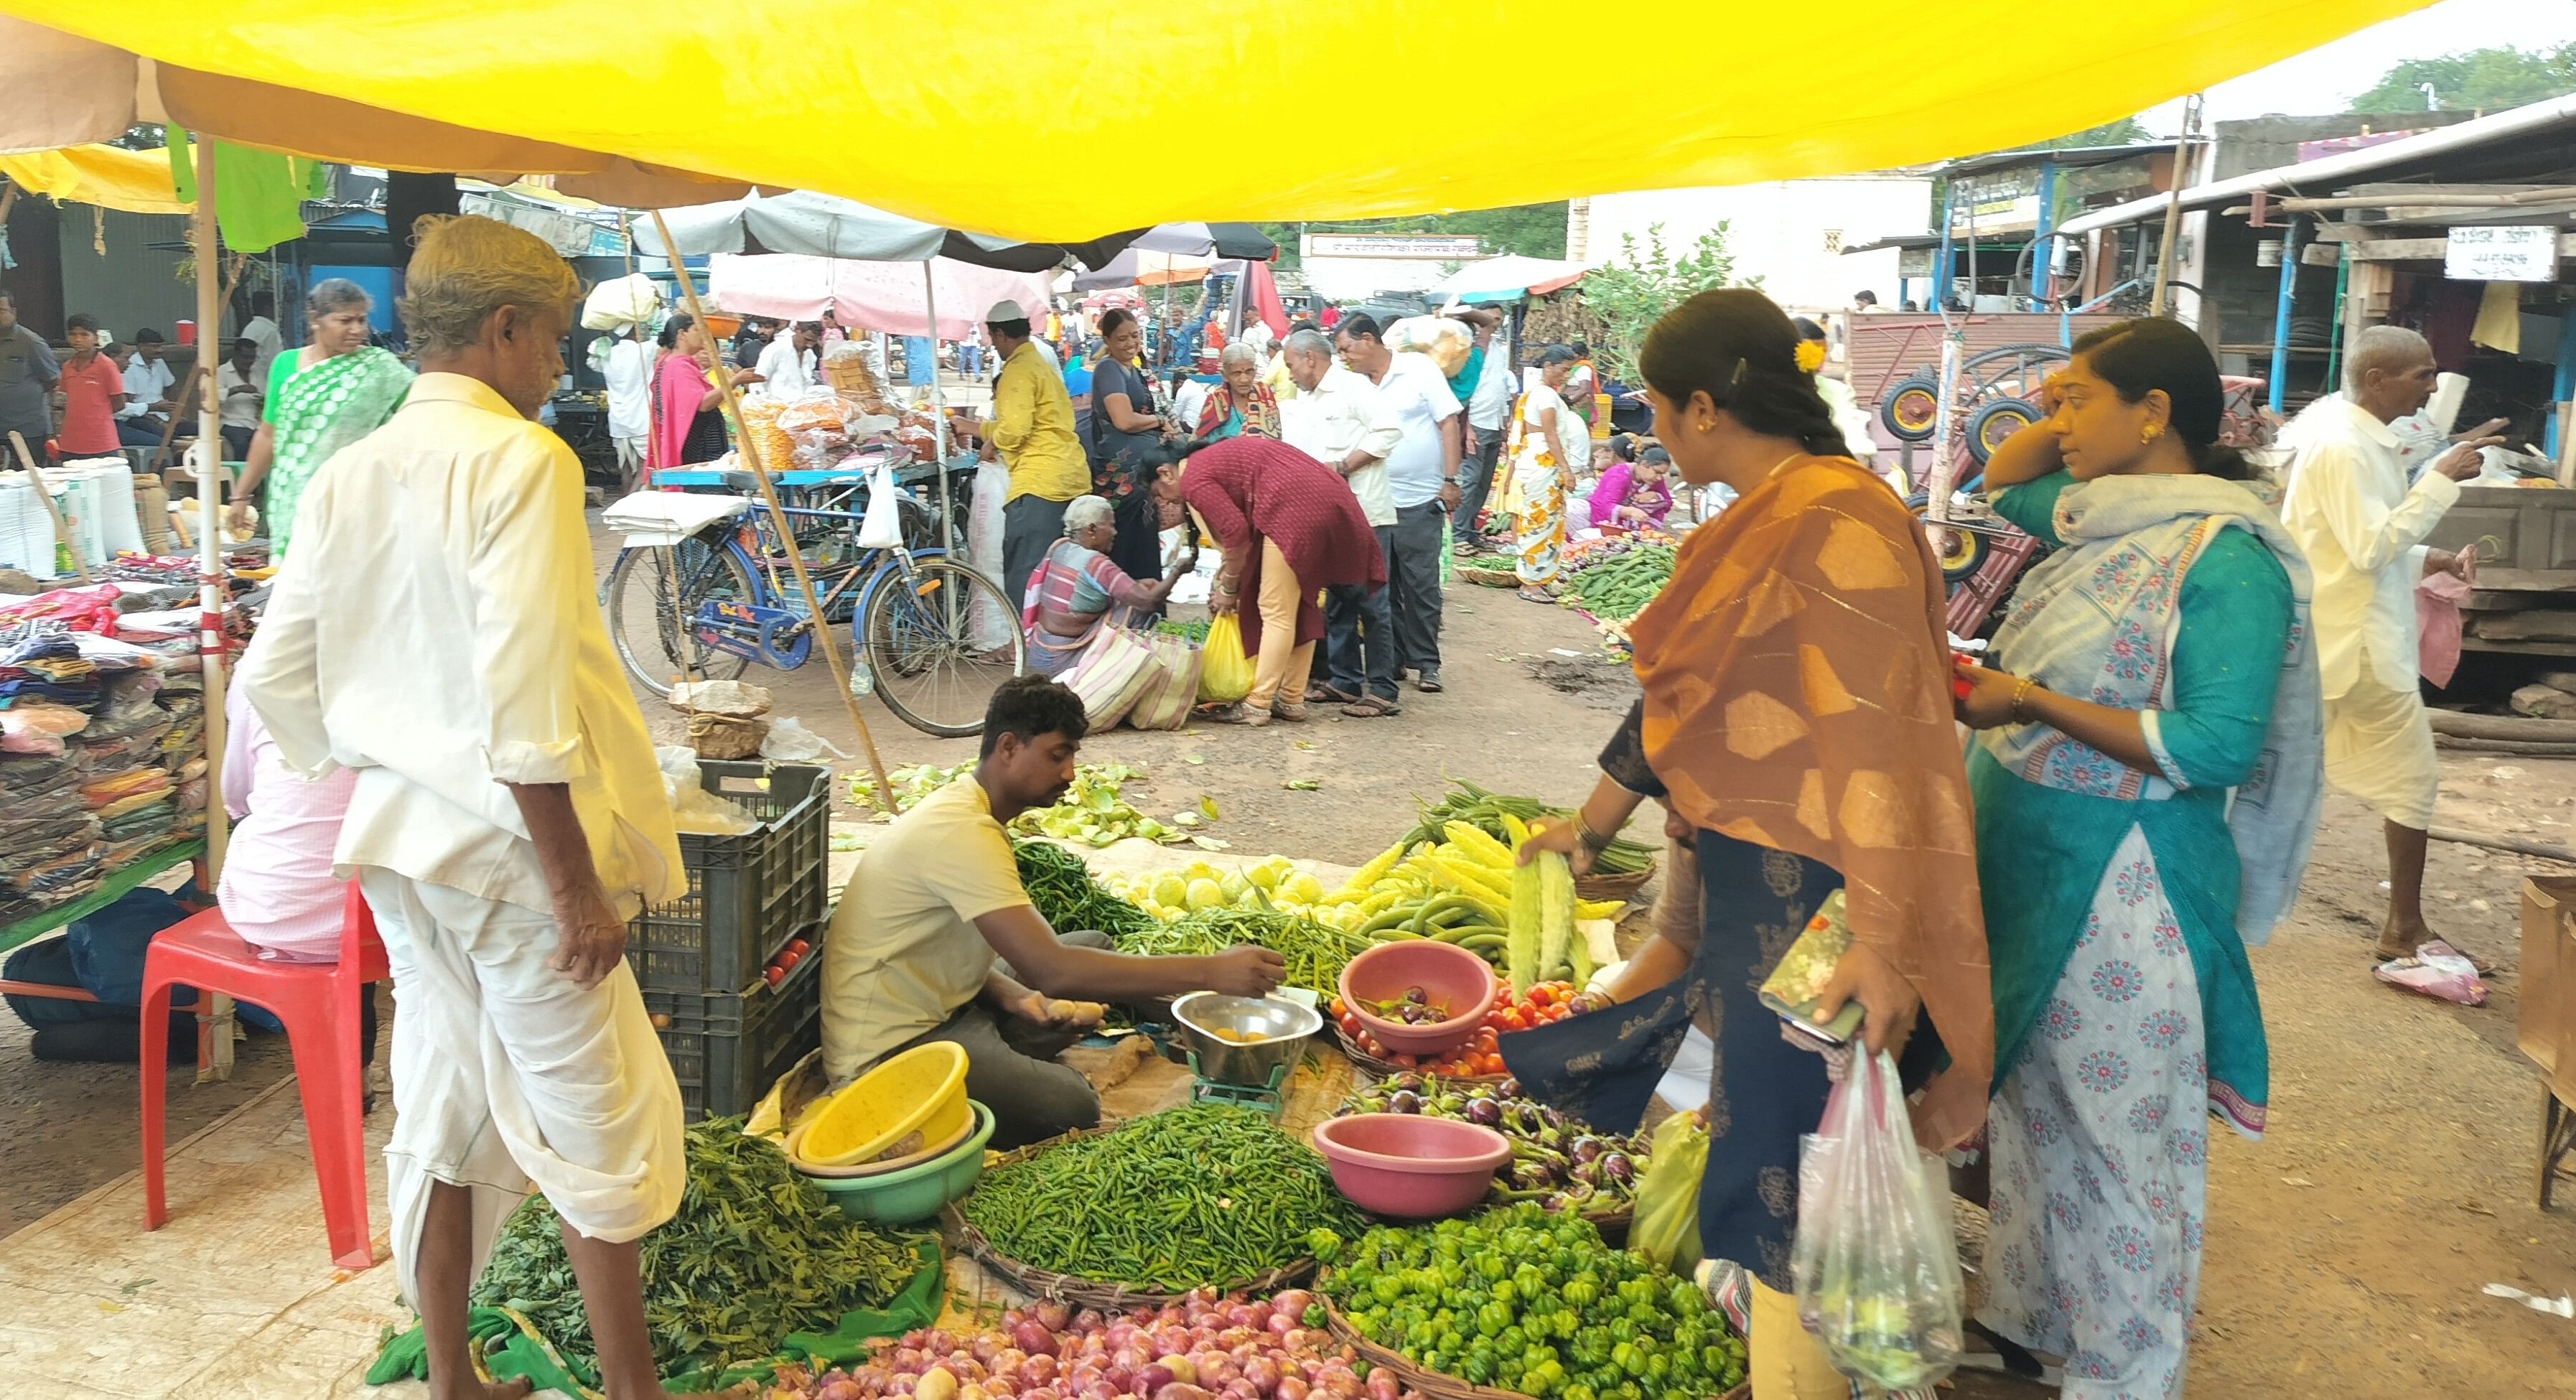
[628,760,829,993]
[643,923,825,1122]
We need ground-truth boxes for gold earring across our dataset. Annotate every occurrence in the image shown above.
[2142,424,2161,444]
[1699,421,1714,434]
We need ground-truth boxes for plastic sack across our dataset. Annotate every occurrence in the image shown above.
[857,461,906,550]
[1791,1048,1965,1392]
[1124,630,1205,732]
[581,273,662,332]
[2374,940,2488,1006]
[968,460,1014,650]
[1198,612,1254,704]
[1631,1109,1709,1273]
[1383,316,1473,378]
[759,716,851,764]
[1060,627,1159,727]
[655,747,762,835]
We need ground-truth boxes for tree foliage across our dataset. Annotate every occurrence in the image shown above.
[2349,42,2576,114]
[1258,202,1568,269]
[1577,223,1750,383]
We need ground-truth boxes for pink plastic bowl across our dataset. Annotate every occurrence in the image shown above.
[1312,1114,1513,1219]
[1338,939,1499,1055]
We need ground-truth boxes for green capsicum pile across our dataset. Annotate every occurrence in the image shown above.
[1316,1203,1745,1399]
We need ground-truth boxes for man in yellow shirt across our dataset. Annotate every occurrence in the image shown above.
[819,677,1283,1148]
[959,299,1088,609]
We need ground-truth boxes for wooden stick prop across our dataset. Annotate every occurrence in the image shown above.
[648,210,898,813]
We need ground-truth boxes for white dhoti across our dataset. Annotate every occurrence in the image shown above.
[2321,650,2438,829]
[360,867,685,1309]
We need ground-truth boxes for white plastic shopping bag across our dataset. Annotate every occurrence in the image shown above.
[968,459,1014,649]
[856,460,906,550]
[1791,1049,1965,1391]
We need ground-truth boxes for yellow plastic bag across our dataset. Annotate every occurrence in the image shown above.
[1198,612,1254,704]
[1633,1109,1709,1273]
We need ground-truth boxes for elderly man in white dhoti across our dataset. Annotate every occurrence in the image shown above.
[241,213,686,1400]
[2281,325,2504,963]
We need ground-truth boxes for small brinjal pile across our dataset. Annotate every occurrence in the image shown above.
[1338,1075,1648,1216]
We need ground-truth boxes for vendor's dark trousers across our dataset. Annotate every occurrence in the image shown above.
[1324,526,1400,704]
[882,930,1114,1151]
[1002,493,1071,612]
[1453,431,1503,550]
[1390,502,1447,678]
[117,416,169,449]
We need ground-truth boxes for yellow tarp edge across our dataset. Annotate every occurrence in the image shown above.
[0,143,190,215]
[2,2,2438,240]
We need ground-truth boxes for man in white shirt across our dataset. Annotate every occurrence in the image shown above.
[752,319,821,397]
[598,325,655,494]
[1457,318,1516,551]
[240,290,284,381]
[115,327,179,447]
[240,214,685,1400]
[1279,328,1404,717]
[215,335,264,460]
[2279,325,2503,961]
[1335,314,1462,691]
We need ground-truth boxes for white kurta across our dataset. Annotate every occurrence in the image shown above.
[240,371,689,1304]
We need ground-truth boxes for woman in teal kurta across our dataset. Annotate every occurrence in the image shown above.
[1951,319,2322,1399]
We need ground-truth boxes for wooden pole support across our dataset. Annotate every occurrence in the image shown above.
[9,431,93,583]
[648,210,899,813]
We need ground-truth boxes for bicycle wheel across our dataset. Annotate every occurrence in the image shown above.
[857,554,1025,738]
[605,538,757,696]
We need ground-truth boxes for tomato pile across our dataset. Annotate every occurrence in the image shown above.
[1328,981,1582,1076]
[762,934,813,989]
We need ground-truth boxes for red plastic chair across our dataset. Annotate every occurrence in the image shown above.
[139,881,389,1270]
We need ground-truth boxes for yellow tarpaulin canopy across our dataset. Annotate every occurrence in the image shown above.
[0,142,190,215]
[5,3,2431,238]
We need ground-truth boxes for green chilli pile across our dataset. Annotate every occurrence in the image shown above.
[470,1121,919,1378]
[1014,839,1156,940]
[961,1103,1363,1292]
[1559,543,1675,624]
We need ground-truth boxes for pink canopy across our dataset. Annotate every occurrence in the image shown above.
[706,253,1055,339]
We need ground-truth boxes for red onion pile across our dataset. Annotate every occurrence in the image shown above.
[775,1290,1422,1400]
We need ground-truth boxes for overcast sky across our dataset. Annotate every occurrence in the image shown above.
[2136,0,2576,131]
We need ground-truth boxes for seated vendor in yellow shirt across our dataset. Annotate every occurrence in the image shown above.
[820,676,1284,1148]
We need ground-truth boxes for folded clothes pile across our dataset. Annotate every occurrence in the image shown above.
[0,752,104,923]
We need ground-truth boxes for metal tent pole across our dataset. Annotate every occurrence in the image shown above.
[923,262,953,559]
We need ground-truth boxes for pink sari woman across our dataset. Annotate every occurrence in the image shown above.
[648,313,744,483]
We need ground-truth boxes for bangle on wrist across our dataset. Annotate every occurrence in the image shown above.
[1572,811,1615,854]
[2009,675,2039,723]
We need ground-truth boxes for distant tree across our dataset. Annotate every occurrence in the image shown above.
[2349,42,2576,113]
[1257,202,1569,270]
[1578,223,1751,383]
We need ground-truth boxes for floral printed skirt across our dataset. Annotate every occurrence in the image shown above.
[1982,824,2210,1399]
[1514,462,1567,585]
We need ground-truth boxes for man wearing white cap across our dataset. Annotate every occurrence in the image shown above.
[958,299,1088,608]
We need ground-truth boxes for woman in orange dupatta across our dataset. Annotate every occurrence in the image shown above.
[1504,290,1991,1399]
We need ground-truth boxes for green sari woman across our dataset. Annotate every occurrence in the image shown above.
[230,279,412,558]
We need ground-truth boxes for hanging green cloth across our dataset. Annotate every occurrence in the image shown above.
[165,129,329,255]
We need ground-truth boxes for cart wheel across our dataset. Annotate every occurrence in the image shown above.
[1880,374,1941,442]
[1965,398,2042,465]
[1908,498,1991,583]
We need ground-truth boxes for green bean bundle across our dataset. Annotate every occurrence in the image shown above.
[1113,903,1377,995]
[963,1103,1363,1292]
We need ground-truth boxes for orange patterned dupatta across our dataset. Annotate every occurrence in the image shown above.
[1625,456,1992,1149]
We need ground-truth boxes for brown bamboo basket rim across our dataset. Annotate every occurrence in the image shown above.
[1574,863,1654,902]
[1318,1295,1744,1400]
[1327,1025,1511,1087]
[1457,565,1521,589]
[944,1125,1321,1310]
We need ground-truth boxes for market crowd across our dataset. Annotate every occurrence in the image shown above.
[2,199,2507,1400]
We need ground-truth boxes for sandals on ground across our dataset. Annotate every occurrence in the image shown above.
[1341,696,1401,719]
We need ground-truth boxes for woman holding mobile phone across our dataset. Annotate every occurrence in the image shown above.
[1506,289,1992,1399]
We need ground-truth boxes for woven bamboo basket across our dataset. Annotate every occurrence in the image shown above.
[1327,1024,1510,1088]
[1456,564,1521,589]
[1320,1298,1745,1400]
[1574,863,1654,904]
[943,1127,1320,1311]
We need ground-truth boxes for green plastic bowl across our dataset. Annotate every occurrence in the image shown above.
[799,1099,993,1224]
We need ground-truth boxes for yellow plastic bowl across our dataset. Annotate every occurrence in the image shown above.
[798,1042,971,1167]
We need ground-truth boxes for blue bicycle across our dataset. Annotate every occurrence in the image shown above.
[602,466,1022,738]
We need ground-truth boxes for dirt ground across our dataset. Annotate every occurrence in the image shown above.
[9,515,2576,1397]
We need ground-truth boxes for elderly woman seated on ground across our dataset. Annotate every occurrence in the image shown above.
[1019,495,1197,675]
